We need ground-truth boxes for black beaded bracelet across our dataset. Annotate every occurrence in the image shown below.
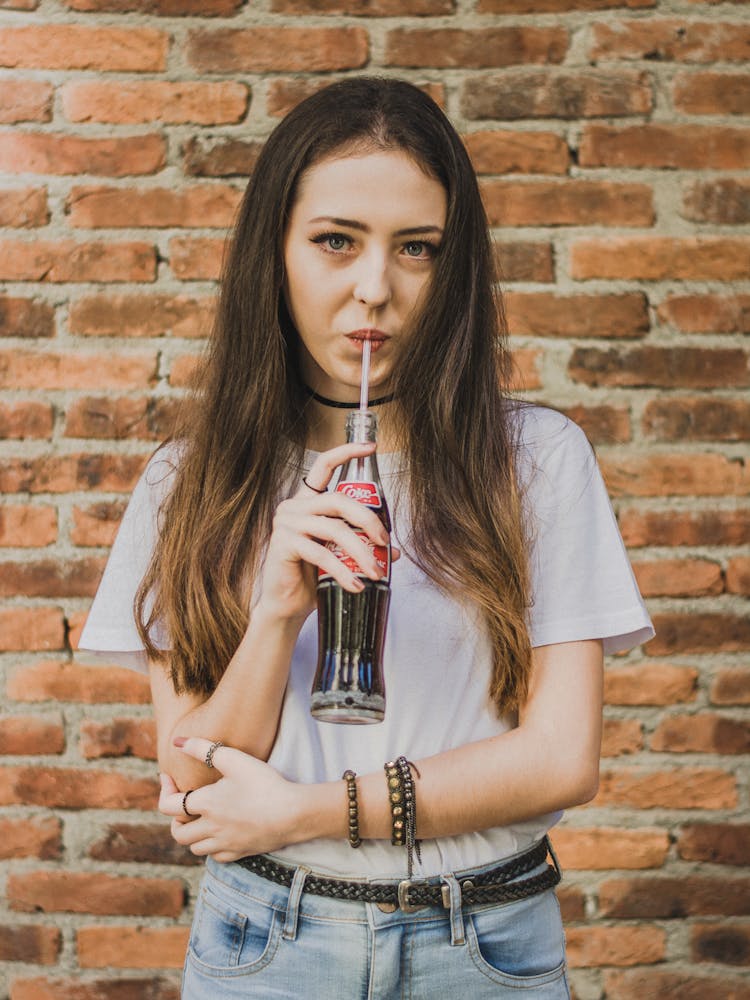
[342,769,362,848]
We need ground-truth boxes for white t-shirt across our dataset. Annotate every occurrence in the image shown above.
[79,405,653,877]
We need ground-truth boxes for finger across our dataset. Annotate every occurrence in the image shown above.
[278,494,390,547]
[301,441,376,493]
[292,535,368,591]
[172,736,231,773]
[290,516,386,580]
[171,814,212,845]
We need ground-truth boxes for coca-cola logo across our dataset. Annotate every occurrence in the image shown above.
[336,481,382,508]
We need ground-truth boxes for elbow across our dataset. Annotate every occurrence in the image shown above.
[563,762,600,808]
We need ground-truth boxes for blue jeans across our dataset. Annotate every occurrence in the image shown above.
[182,851,571,998]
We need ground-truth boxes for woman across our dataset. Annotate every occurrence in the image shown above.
[80,77,653,998]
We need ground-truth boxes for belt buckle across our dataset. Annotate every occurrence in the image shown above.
[398,879,427,913]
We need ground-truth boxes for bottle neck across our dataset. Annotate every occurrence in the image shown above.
[345,410,378,445]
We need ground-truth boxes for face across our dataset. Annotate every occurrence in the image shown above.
[282,148,447,400]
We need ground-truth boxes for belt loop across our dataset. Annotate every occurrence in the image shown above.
[546,835,563,880]
[440,874,465,947]
[283,865,310,941]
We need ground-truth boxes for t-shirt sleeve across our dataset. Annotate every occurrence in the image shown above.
[521,409,654,655]
[77,445,179,673]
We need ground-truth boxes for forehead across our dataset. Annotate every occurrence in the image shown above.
[291,149,446,222]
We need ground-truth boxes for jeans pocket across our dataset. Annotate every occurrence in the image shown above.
[188,883,281,977]
[466,890,567,989]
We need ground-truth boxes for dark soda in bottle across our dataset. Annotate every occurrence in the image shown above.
[310,409,390,724]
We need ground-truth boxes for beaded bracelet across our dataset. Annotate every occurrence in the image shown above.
[342,769,362,848]
[385,756,422,877]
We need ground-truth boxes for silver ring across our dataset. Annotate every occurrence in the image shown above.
[205,740,223,769]
[182,789,197,818]
[302,476,327,495]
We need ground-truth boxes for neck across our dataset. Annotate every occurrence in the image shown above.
[304,385,396,409]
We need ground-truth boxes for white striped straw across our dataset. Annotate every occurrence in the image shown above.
[359,338,371,412]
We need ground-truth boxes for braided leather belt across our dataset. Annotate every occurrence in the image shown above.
[235,836,560,913]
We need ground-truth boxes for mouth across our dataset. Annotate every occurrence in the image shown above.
[346,329,390,352]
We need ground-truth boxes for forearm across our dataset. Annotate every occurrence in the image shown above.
[156,602,304,789]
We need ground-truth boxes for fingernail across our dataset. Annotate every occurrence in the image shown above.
[173,736,187,748]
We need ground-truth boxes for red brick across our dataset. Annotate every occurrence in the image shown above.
[80,717,157,760]
[462,68,652,120]
[570,346,748,389]
[674,71,750,115]
[619,507,750,547]
[658,294,750,334]
[70,293,214,338]
[9,871,182,917]
[604,662,698,706]
[167,352,202,389]
[274,0,452,11]
[0,817,61,859]
[0,766,158,808]
[187,27,368,72]
[590,19,750,63]
[88,821,201,866]
[595,768,737,809]
[386,27,567,68]
[605,970,750,1000]
[692,924,750,966]
[0,241,156,283]
[0,401,54,439]
[10,977,180,1000]
[0,296,54,338]
[553,826,669,870]
[0,132,166,177]
[557,886,585,922]
[643,398,750,442]
[562,404,631,445]
[567,925,665,967]
[183,136,263,178]
[651,714,750,755]
[510,348,542,392]
[712,670,750,707]
[0,350,157,389]
[0,505,56,546]
[0,0,38,6]
[0,716,64,754]
[0,80,51,123]
[0,926,60,964]
[463,131,569,175]
[483,180,653,227]
[572,237,750,281]
[67,184,241,228]
[77,926,189,968]
[0,26,167,71]
[8,660,150,704]
[71,501,126,546]
[632,558,723,597]
[0,608,64,651]
[601,876,750,918]
[647,613,750,654]
[683,179,750,225]
[480,0,654,6]
[497,242,554,282]
[607,454,750,498]
[65,396,180,441]
[678,824,750,866]
[169,236,226,280]
[506,292,648,338]
[580,125,750,169]
[65,0,240,11]
[62,80,248,125]
[728,558,750,596]
[0,452,148,493]
[602,718,643,756]
[0,558,106,598]
[264,76,446,120]
[0,187,47,227]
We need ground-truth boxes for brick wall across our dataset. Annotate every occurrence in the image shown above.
[1,0,748,996]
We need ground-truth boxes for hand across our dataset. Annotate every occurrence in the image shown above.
[159,737,311,862]
[258,441,397,623]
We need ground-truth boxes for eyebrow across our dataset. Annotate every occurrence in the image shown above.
[308,216,444,237]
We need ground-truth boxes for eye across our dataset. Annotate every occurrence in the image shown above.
[311,233,351,253]
[403,240,437,259]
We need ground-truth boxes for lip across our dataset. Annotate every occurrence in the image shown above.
[346,328,390,352]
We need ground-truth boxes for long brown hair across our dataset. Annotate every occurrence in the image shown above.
[136,77,532,712]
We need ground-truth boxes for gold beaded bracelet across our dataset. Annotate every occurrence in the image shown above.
[384,759,406,846]
[342,769,362,848]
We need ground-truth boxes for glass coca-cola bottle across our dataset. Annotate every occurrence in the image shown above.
[310,409,391,724]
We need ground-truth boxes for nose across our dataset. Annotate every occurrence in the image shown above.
[353,250,392,309]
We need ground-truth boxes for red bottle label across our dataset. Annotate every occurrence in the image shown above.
[325,535,389,575]
[335,481,382,508]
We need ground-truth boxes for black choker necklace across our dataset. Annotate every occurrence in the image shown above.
[304,385,396,409]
